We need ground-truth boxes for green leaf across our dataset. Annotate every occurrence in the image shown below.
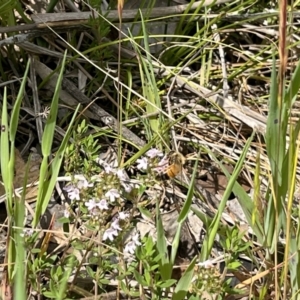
[33,52,80,226]
[158,279,177,288]
[264,54,288,251]
[227,261,242,270]
[10,59,30,142]
[156,196,172,280]
[266,56,282,178]
[285,58,300,107]
[43,291,56,299]
[0,87,11,211]
[133,269,147,285]
[172,256,197,300]
[138,206,152,219]
[57,256,75,300]
[144,269,151,285]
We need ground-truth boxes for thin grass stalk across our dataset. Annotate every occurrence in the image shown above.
[283,11,299,298]
[277,0,288,297]
[117,0,124,164]
[253,151,264,226]
[265,56,283,254]
[283,57,300,298]
[284,125,299,298]
[140,13,162,138]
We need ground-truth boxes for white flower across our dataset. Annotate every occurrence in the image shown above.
[64,209,70,218]
[85,199,98,211]
[146,148,163,158]
[63,185,73,192]
[111,218,122,231]
[103,228,118,241]
[105,189,120,202]
[104,165,116,174]
[124,241,136,254]
[77,178,93,189]
[116,169,127,181]
[91,208,101,216]
[97,199,109,210]
[121,182,133,193]
[69,188,80,201]
[119,211,129,220]
[132,233,141,246]
[136,157,148,171]
[197,260,214,269]
[64,185,80,201]
[36,106,50,119]
[124,233,141,255]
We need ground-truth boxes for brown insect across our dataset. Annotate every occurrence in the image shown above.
[165,151,186,178]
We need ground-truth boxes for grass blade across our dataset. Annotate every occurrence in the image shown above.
[200,131,255,261]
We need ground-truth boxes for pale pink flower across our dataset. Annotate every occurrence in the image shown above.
[146,148,163,158]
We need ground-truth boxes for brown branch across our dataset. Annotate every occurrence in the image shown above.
[32,0,230,24]
[0,0,231,34]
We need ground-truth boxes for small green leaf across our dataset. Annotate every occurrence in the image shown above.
[133,269,147,285]
[157,279,177,288]
[10,59,30,142]
[227,261,242,270]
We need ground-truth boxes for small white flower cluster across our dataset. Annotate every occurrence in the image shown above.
[63,178,93,201]
[103,166,136,193]
[103,212,129,241]
[85,198,108,211]
[61,150,160,260]
[63,173,128,217]
[136,148,166,174]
